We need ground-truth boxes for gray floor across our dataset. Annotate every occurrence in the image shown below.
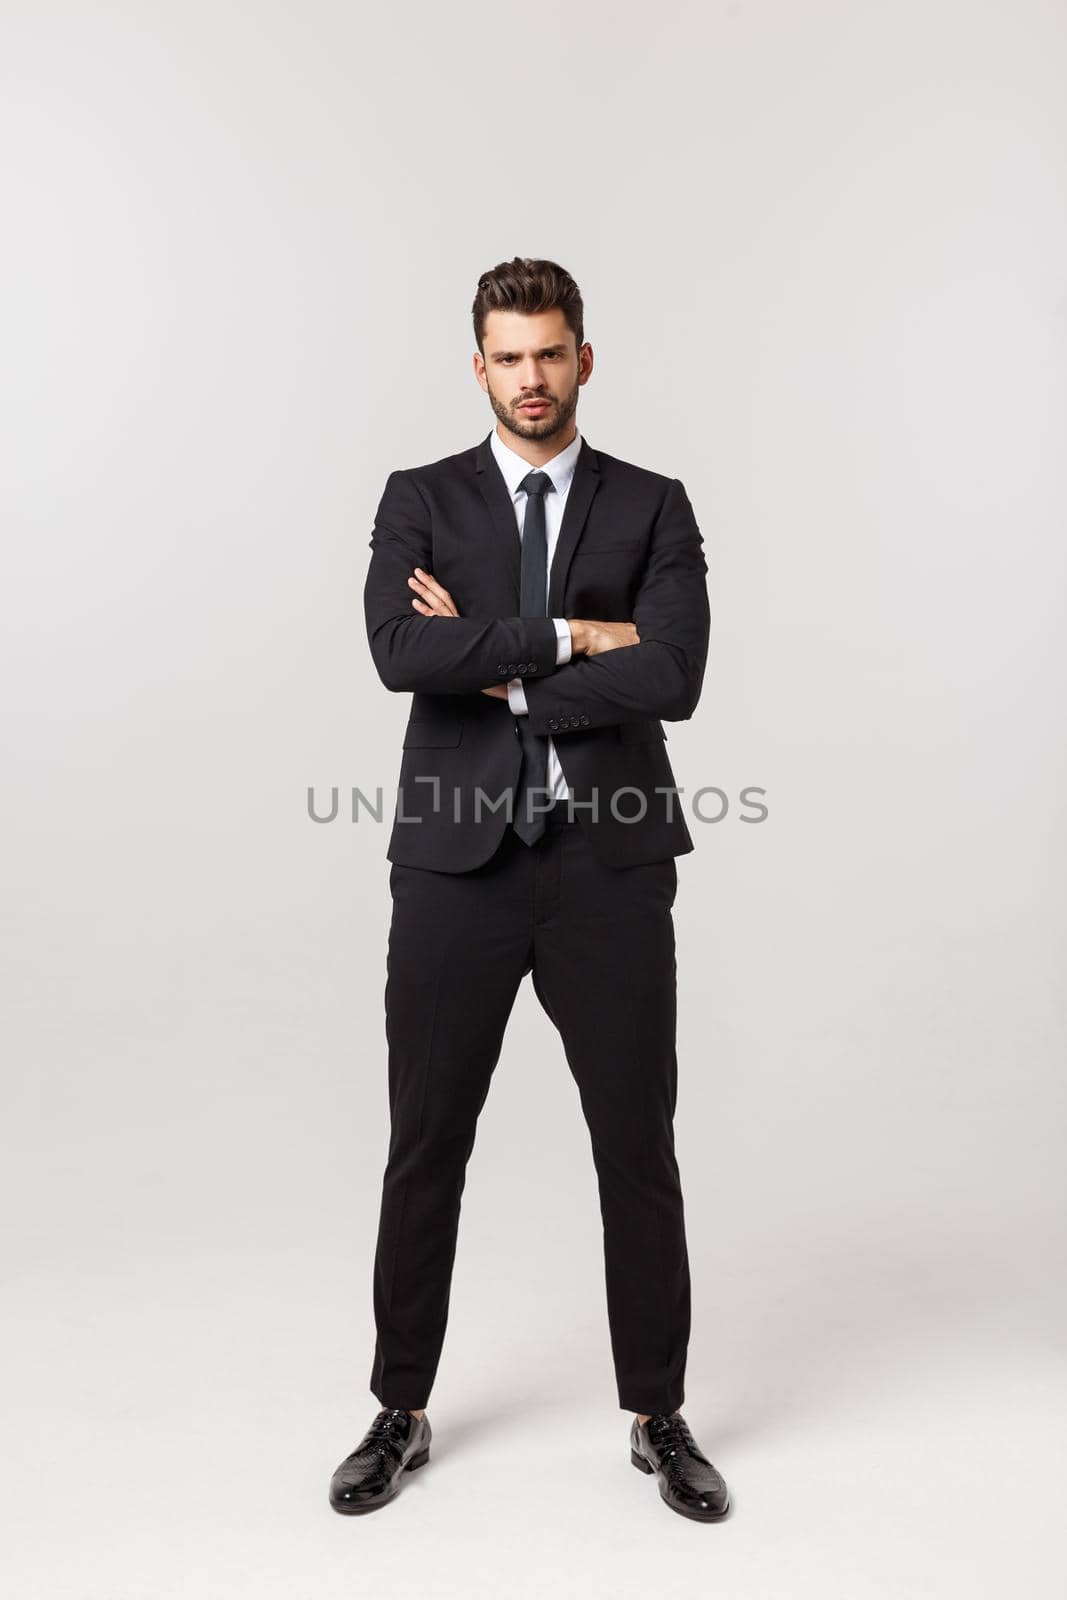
[5,978,1064,1598]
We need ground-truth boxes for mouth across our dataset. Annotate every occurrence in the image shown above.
[518,400,551,414]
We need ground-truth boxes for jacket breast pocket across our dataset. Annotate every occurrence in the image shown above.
[573,538,645,559]
[402,720,463,747]
[618,720,667,743]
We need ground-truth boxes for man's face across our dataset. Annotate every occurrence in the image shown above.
[475,308,592,444]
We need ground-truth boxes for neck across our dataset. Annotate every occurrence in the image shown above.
[495,420,577,469]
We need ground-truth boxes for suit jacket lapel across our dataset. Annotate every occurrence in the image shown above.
[547,439,600,615]
[474,433,523,592]
[473,431,602,613]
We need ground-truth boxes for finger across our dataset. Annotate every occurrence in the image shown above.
[414,570,459,616]
[408,578,449,612]
[413,567,449,601]
[412,569,460,611]
[408,575,458,616]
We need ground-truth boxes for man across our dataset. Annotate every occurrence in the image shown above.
[329,258,730,1523]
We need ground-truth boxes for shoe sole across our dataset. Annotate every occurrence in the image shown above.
[630,1446,731,1521]
[330,1446,431,1514]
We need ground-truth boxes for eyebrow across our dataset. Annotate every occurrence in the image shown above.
[488,345,568,360]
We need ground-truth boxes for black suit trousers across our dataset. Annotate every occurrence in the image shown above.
[369,808,692,1415]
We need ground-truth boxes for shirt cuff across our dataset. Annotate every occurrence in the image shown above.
[506,678,529,715]
[552,617,572,665]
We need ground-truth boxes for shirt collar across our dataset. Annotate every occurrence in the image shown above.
[489,424,583,500]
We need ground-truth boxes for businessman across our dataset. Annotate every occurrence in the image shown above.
[329,258,730,1522]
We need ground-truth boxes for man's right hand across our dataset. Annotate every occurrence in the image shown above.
[569,619,640,656]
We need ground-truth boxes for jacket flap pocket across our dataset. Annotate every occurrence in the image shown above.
[402,719,463,748]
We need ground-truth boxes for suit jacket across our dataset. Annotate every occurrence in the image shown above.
[363,431,711,872]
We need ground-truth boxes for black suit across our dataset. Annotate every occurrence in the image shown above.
[363,431,710,871]
[363,430,710,1416]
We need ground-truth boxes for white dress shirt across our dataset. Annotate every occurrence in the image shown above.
[489,425,582,803]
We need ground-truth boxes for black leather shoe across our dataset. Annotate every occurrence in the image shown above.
[329,1406,432,1514]
[630,1411,730,1521]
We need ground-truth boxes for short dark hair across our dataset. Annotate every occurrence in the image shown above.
[472,257,585,356]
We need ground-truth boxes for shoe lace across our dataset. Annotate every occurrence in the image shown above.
[646,1413,693,1476]
[364,1407,410,1459]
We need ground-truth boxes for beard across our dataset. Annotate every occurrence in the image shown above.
[487,373,580,444]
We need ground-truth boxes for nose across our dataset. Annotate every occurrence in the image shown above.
[517,357,547,390]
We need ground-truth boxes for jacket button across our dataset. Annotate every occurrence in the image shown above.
[548,719,559,732]
[579,715,590,726]
[516,661,528,673]
[495,663,505,674]
[527,663,538,673]
[570,716,580,728]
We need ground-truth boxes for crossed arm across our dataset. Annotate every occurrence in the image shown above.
[406,566,639,702]
[363,469,710,734]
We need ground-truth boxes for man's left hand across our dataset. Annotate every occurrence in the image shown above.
[407,567,459,618]
[407,566,509,700]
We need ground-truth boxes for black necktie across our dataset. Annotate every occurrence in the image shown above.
[513,469,552,845]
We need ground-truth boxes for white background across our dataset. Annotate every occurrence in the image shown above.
[2,1,1064,1594]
